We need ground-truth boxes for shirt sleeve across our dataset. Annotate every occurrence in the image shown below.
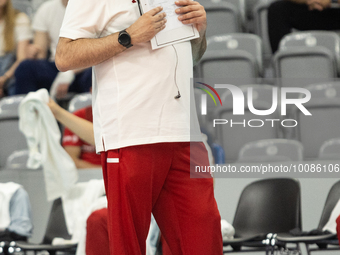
[15,13,33,42]
[59,0,108,40]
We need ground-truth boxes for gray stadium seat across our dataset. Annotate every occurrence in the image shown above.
[202,1,242,38]
[68,92,92,112]
[274,46,337,88]
[238,138,304,162]
[292,82,340,159]
[207,33,264,75]
[12,0,33,19]
[0,95,27,168]
[199,34,264,85]
[5,149,40,170]
[223,0,246,26]
[253,0,277,58]
[279,31,340,76]
[198,49,258,85]
[318,138,340,160]
[214,85,279,162]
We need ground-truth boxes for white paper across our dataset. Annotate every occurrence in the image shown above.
[139,0,199,49]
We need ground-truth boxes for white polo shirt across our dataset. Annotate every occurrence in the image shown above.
[60,0,202,152]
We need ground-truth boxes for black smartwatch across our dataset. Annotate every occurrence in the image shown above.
[118,30,133,48]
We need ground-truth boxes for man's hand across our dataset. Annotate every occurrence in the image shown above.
[127,7,167,44]
[307,0,331,10]
[175,0,207,35]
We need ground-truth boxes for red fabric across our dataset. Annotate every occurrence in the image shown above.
[101,142,223,255]
[336,214,340,244]
[62,106,101,165]
[86,208,110,255]
[161,234,172,255]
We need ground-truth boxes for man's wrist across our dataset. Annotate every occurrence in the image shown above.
[118,29,133,48]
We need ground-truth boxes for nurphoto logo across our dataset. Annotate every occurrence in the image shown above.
[196,83,312,128]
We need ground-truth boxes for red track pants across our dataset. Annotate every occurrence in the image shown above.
[337,214,340,243]
[101,142,223,255]
[86,208,110,255]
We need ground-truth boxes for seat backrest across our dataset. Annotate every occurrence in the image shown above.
[233,178,301,237]
[0,96,27,168]
[5,149,34,169]
[221,0,246,24]
[203,1,241,38]
[294,82,340,159]
[12,0,33,19]
[318,137,340,160]
[207,33,263,75]
[42,198,72,244]
[274,46,337,88]
[214,85,279,162]
[279,31,340,75]
[253,0,277,57]
[238,139,304,162]
[68,93,92,113]
[199,50,258,85]
[317,180,340,230]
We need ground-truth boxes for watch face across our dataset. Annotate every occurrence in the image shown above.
[119,32,131,46]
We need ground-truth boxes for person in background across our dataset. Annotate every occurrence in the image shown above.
[0,0,32,97]
[12,0,91,98]
[62,105,101,169]
[268,0,340,53]
[0,184,33,242]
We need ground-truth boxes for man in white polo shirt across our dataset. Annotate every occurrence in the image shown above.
[55,0,223,254]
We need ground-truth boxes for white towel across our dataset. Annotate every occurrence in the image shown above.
[18,89,78,201]
[221,219,235,240]
[52,180,106,255]
[0,182,22,231]
[323,198,340,234]
[61,179,106,236]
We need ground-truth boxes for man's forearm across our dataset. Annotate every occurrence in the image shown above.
[55,33,126,72]
[191,32,207,66]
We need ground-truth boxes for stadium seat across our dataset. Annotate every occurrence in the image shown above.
[318,137,340,160]
[274,46,337,88]
[276,180,340,255]
[5,149,34,169]
[279,31,340,76]
[223,0,246,26]
[12,0,33,19]
[202,1,242,38]
[214,85,279,162]
[238,138,304,162]
[253,0,277,58]
[68,92,92,112]
[0,95,27,168]
[207,33,264,75]
[9,198,77,255]
[223,178,301,253]
[199,34,264,85]
[291,82,340,159]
